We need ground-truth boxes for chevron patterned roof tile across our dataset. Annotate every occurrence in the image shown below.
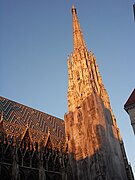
[0,96,65,146]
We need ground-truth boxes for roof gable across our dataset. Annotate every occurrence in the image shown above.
[124,89,135,108]
[21,126,32,143]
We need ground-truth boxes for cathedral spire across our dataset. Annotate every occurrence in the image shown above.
[72,5,86,52]
[68,6,113,113]
[65,7,133,180]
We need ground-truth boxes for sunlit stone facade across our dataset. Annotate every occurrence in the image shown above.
[65,5,134,180]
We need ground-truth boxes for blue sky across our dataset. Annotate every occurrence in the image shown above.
[0,0,135,175]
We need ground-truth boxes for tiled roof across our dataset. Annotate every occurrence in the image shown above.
[124,89,135,109]
[0,96,65,147]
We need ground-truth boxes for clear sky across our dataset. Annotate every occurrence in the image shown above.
[0,0,135,175]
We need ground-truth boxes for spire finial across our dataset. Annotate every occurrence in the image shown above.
[72,5,75,9]
[72,5,76,13]
[72,5,86,51]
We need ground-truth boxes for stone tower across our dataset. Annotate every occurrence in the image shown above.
[64,5,134,180]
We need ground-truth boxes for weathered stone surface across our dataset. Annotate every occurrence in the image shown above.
[65,94,129,180]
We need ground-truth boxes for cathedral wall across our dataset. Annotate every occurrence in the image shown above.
[65,93,128,180]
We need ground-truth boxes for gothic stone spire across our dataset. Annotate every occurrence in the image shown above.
[68,6,112,114]
[65,6,131,180]
[72,5,86,52]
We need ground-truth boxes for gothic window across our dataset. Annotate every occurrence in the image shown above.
[55,156,61,172]
[46,173,51,180]
[81,160,88,179]
[4,144,13,164]
[46,173,62,180]
[32,151,39,168]
[19,170,25,180]
[53,174,62,180]
[23,150,30,167]
[48,155,54,171]
[0,166,11,180]
[17,148,22,165]
[43,152,47,169]
[27,172,37,180]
